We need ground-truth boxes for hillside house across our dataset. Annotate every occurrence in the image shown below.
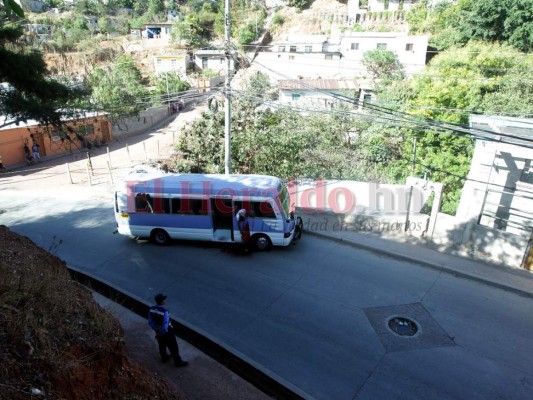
[193,49,235,75]
[142,23,173,41]
[154,54,190,77]
[254,31,427,81]
[349,0,421,12]
[278,79,359,109]
[337,31,428,76]
[0,114,112,168]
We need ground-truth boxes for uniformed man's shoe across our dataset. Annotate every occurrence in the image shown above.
[162,355,171,363]
[175,360,189,367]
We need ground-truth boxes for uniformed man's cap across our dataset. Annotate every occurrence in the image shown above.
[154,293,167,303]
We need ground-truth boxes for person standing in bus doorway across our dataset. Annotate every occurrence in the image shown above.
[236,208,251,249]
[147,293,188,367]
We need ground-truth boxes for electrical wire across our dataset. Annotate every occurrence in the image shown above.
[230,48,533,148]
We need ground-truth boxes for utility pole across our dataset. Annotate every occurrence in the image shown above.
[405,136,417,232]
[224,0,231,174]
[165,72,170,104]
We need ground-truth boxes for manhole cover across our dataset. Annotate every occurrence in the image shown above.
[387,317,418,337]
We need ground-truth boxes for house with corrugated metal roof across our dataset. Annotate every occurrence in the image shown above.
[278,79,365,110]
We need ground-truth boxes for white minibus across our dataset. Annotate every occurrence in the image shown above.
[114,172,303,250]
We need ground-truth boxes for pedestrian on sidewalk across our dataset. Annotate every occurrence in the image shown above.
[23,142,34,165]
[32,142,40,161]
[147,293,188,367]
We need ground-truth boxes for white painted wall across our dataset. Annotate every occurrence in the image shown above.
[339,32,428,76]
[262,31,428,80]
[154,54,188,78]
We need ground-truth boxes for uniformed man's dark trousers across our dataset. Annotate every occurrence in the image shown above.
[157,331,183,365]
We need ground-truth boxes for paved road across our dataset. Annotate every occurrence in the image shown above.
[2,186,532,400]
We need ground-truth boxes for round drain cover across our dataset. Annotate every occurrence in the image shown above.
[388,317,418,337]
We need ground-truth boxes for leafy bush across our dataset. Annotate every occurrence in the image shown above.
[238,26,255,45]
[272,12,285,26]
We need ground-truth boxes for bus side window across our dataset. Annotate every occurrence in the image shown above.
[171,198,181,214]
[191,199,208,215]
[252,201,276,219]
[153,197,170,213]
[135,193,149,212]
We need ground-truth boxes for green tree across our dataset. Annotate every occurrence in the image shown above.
[407,0,533,52]
[151,72,190,101]
[172,13,207,47]
[379,41,533,213]
[0,23,85,128]
[147,0,165,21]
[88,55,148,118]
[362,48,405,81]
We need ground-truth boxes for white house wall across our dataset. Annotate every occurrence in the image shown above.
[263,31,427,80]
[193,56,234,74]
[154,55,188,78]
[339,32,428,76]
[254,52,346,80]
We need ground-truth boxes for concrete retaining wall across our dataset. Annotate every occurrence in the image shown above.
[111,106,171,138]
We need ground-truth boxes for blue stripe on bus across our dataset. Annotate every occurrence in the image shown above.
[127,214,213,229]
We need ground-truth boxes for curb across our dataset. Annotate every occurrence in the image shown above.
[305,229,533,300]
[67,265,311,400]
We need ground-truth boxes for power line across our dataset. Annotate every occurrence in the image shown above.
[232,49,533,148]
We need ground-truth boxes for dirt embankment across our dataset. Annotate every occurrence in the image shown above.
[0,225,181,400]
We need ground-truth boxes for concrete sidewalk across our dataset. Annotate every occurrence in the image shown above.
[92,292,270,400]
[300,212,533,299]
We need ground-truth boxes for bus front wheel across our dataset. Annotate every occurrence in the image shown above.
[252,234,271,252]
[151,229,170,246]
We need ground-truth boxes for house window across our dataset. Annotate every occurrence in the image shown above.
[377,43,387,49]
[156,58,162,65]
[278,45,285,52]
[289,55,295,60]
[325,54,333,60]
[202,57,208,69]
[171,59,176,66]
[85,124,94,135]
[351,43,359,50]
[405,43,414,51]
[363,93,372,104]
[305,45,312,53]
[291,94,300,101]
[290,45,297,52]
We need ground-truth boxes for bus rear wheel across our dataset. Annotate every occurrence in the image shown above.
[151,229,170,246]
[252,234,271,252]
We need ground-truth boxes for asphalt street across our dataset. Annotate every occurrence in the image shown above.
[2,184,533,400]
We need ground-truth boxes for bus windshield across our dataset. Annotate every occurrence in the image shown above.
[278,183,290,218]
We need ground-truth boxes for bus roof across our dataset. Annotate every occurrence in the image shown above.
[120,173,284,196]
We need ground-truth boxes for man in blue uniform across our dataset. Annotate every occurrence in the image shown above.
[148,293,188,367]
